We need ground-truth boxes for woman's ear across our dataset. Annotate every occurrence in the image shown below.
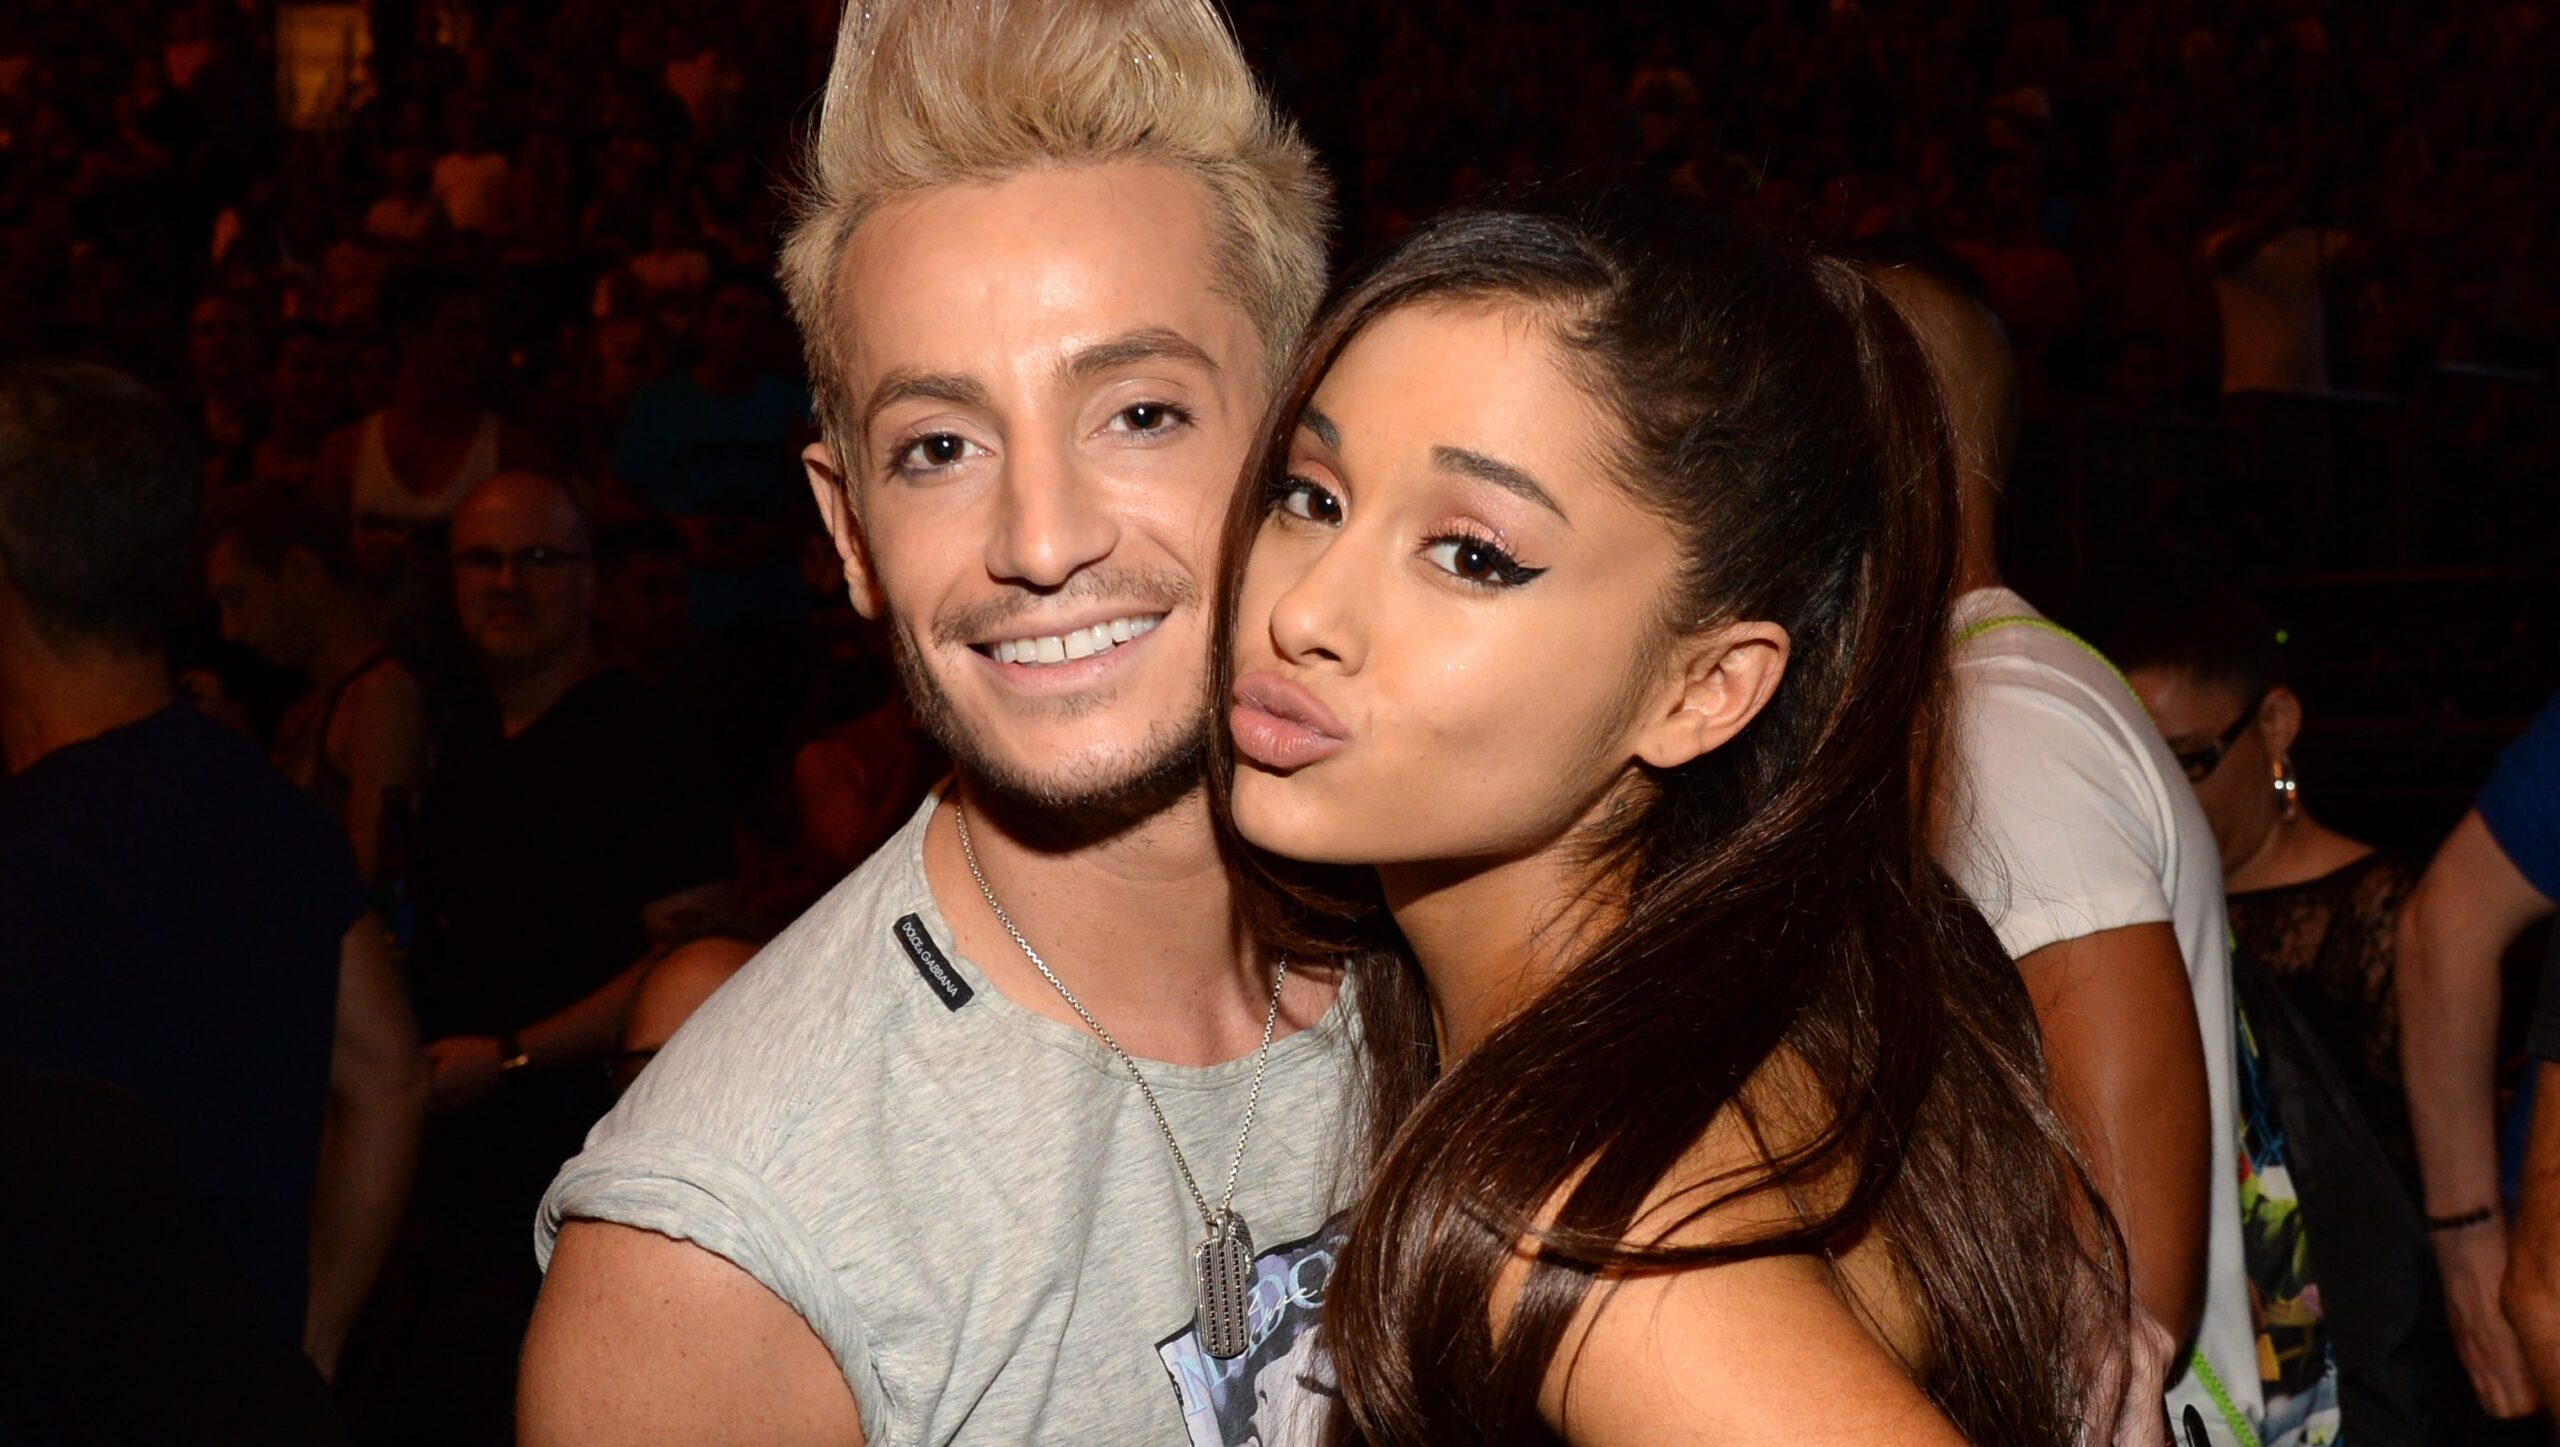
[2259,685,2304,760]
[1632,622,1790,770]
[803,441,885,619]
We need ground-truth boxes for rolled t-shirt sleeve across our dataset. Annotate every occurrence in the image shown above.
[2478,691,2560,903]
[532,932,884,1422]
[1944,669,2176,959]
[538,1125,869,1381]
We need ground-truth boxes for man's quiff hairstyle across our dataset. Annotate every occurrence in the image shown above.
[778,0,1332,455]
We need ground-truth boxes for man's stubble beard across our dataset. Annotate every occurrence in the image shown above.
[888,617,1209,846]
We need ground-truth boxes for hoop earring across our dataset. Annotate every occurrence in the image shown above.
[2273,755,2300,822]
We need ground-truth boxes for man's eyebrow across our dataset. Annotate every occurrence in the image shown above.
[860,370,993,434]
[1433,445,1568,521]
[1063,327,1222,383]
[1298,404,1339,451]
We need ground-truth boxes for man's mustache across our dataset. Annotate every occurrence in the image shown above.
[931,568,1196,647]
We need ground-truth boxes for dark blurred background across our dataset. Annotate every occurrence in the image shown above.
[3,0,2553,861]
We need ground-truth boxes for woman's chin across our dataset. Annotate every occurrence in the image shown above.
[1232,777,1369,866]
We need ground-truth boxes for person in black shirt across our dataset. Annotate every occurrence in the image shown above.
[2116,588,2422,1188]
[0,361,426,1394]
[364,469,728,1445]
[0,1067,349,1446]
[418,469,731,1123]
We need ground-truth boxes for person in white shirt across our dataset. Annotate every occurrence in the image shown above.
[1877,259,2259,1442]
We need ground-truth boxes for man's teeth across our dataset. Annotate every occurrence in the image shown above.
[990,614,1160,666]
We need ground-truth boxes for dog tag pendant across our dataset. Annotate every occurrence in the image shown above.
[1195,1210,1255,1359]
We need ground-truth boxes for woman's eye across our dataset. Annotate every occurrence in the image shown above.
[1423,534,1545,588]
[1266,476,1343,526]
[892,432,979,473]
[1108,400,1191,435]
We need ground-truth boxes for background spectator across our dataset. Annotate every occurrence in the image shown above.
[0,1068,351,1444]
[206,489,428,884]
[2400,691,2560,1421]
[0,360,424,1392]
[363,470,730,1444]
[316,264,544,556]
[1885,263,2245,1435]
[609,269,810,633]
[2119,588,2424,1188]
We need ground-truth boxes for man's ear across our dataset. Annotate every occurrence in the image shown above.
[803,440,884,619]
[1631,622,1790,771]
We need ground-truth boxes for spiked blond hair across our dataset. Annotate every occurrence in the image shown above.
[778,0,1333,450]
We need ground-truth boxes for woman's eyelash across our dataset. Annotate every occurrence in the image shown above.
[1425,529,1546,588]
[1262,476,1539,586]
[1264,474,1341,522]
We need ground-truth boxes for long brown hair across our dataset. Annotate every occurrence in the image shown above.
[1207,194,2121,1444]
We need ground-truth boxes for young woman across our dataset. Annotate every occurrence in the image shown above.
[1211,196,2127,1443]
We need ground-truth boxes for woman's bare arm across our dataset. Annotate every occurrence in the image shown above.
[1537,1249,1965,1446]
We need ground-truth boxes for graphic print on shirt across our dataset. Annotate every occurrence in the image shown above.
[1158,1214,1347,1447]
[2237,1003,2340,1446]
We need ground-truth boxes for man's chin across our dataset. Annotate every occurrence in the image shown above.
[948,724,1207,833]
[896,632,1208,834]
[471,637,563,680]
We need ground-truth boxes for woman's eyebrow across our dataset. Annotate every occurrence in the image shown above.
[1432,445,1568,521]
[1299,404,1340,450]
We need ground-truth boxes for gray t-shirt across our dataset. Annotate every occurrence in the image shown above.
[536,792,1360,1446]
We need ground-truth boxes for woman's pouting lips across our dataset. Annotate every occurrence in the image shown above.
[1230,670,1348,769]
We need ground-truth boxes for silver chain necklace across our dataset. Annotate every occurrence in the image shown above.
[952,801,1285,1360]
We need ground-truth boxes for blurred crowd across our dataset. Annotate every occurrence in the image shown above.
[3,0,2555,816]
[1,0,2557,1441]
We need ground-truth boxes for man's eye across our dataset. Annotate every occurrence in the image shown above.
[1422,534,1545,588]
[1109,401,1191,434]
[893,433,976,473]
[1266,476,1342,525]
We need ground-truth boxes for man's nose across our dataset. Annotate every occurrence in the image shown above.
[984,438,1119,589]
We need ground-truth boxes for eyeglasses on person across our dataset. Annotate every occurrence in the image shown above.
[2171,689,2270,783]
[448,545,591,576]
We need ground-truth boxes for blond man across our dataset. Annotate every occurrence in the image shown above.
[518,3,1345,1443]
